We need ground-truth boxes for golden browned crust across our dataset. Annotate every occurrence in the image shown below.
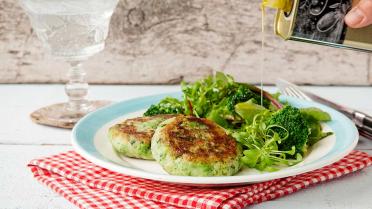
[160,115,239,163]
[111,114,177,143]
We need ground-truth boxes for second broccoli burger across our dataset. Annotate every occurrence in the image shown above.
[151,115,242,176]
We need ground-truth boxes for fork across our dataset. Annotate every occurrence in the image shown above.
[276,79,372,140]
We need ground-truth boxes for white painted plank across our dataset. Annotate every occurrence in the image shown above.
[0,145,370,209]
[0,84,178,145]
[0,84,179,107]
[301,86,372,115]
[2,84,372,148]
[0,145,74,209]
[251,152,372,209]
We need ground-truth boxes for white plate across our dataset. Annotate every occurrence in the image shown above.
[72,93,359,186]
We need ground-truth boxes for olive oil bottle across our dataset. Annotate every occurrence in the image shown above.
[266,0,372,52]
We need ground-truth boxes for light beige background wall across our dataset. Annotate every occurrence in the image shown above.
[1,0,371,85]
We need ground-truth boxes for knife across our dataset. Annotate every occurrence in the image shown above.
[276,80,372,139]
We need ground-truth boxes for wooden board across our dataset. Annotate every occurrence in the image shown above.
[0,0,371,85]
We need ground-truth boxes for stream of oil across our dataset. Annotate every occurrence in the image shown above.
[260,5,266,107]
[260,0,290,106]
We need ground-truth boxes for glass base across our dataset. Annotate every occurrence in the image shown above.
[30,100,111,129]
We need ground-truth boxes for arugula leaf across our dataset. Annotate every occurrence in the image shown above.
[300,107,331,122]
[235,99,266,124]
[301,107,333,146]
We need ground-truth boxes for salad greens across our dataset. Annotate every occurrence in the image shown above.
[181,72,272,119]
[235,111,303,171]
[235,99,266,124]
[143,72,333,171]
[300,107,333,146]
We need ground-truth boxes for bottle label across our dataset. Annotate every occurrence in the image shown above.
[292,0,351,44]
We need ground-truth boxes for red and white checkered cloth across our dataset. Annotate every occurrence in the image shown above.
[28,150,371,209]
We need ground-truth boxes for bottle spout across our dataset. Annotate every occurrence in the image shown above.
[262,0,292,12]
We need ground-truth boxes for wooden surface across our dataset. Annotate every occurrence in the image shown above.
[1,0,372,85]
[0,84,371,209]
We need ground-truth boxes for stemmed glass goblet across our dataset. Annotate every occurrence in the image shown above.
[20,0,119,128]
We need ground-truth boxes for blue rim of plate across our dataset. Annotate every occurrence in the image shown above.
[72,92,359,185]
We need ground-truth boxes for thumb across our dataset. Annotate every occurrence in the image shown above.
[345,0,372,28]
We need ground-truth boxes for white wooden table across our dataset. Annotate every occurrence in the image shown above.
[1,84,371,209]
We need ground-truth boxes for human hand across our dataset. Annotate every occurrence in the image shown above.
[345,0,372,28]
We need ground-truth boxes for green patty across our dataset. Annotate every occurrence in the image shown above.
[109,130,153,159]
[108,115,176,160]
[151,116,242,176]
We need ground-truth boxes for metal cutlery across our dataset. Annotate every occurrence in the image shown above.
[276,79,372,140]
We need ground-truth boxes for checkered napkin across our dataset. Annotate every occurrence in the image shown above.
[28,151,371,209]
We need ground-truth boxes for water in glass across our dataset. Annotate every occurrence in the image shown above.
[20,0,118,128]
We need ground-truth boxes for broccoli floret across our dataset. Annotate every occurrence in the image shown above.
[227,84,270,111]
[267,106,310,156]
[143,97,184,116]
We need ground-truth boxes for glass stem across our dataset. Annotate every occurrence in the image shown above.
[65,61,90,114]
